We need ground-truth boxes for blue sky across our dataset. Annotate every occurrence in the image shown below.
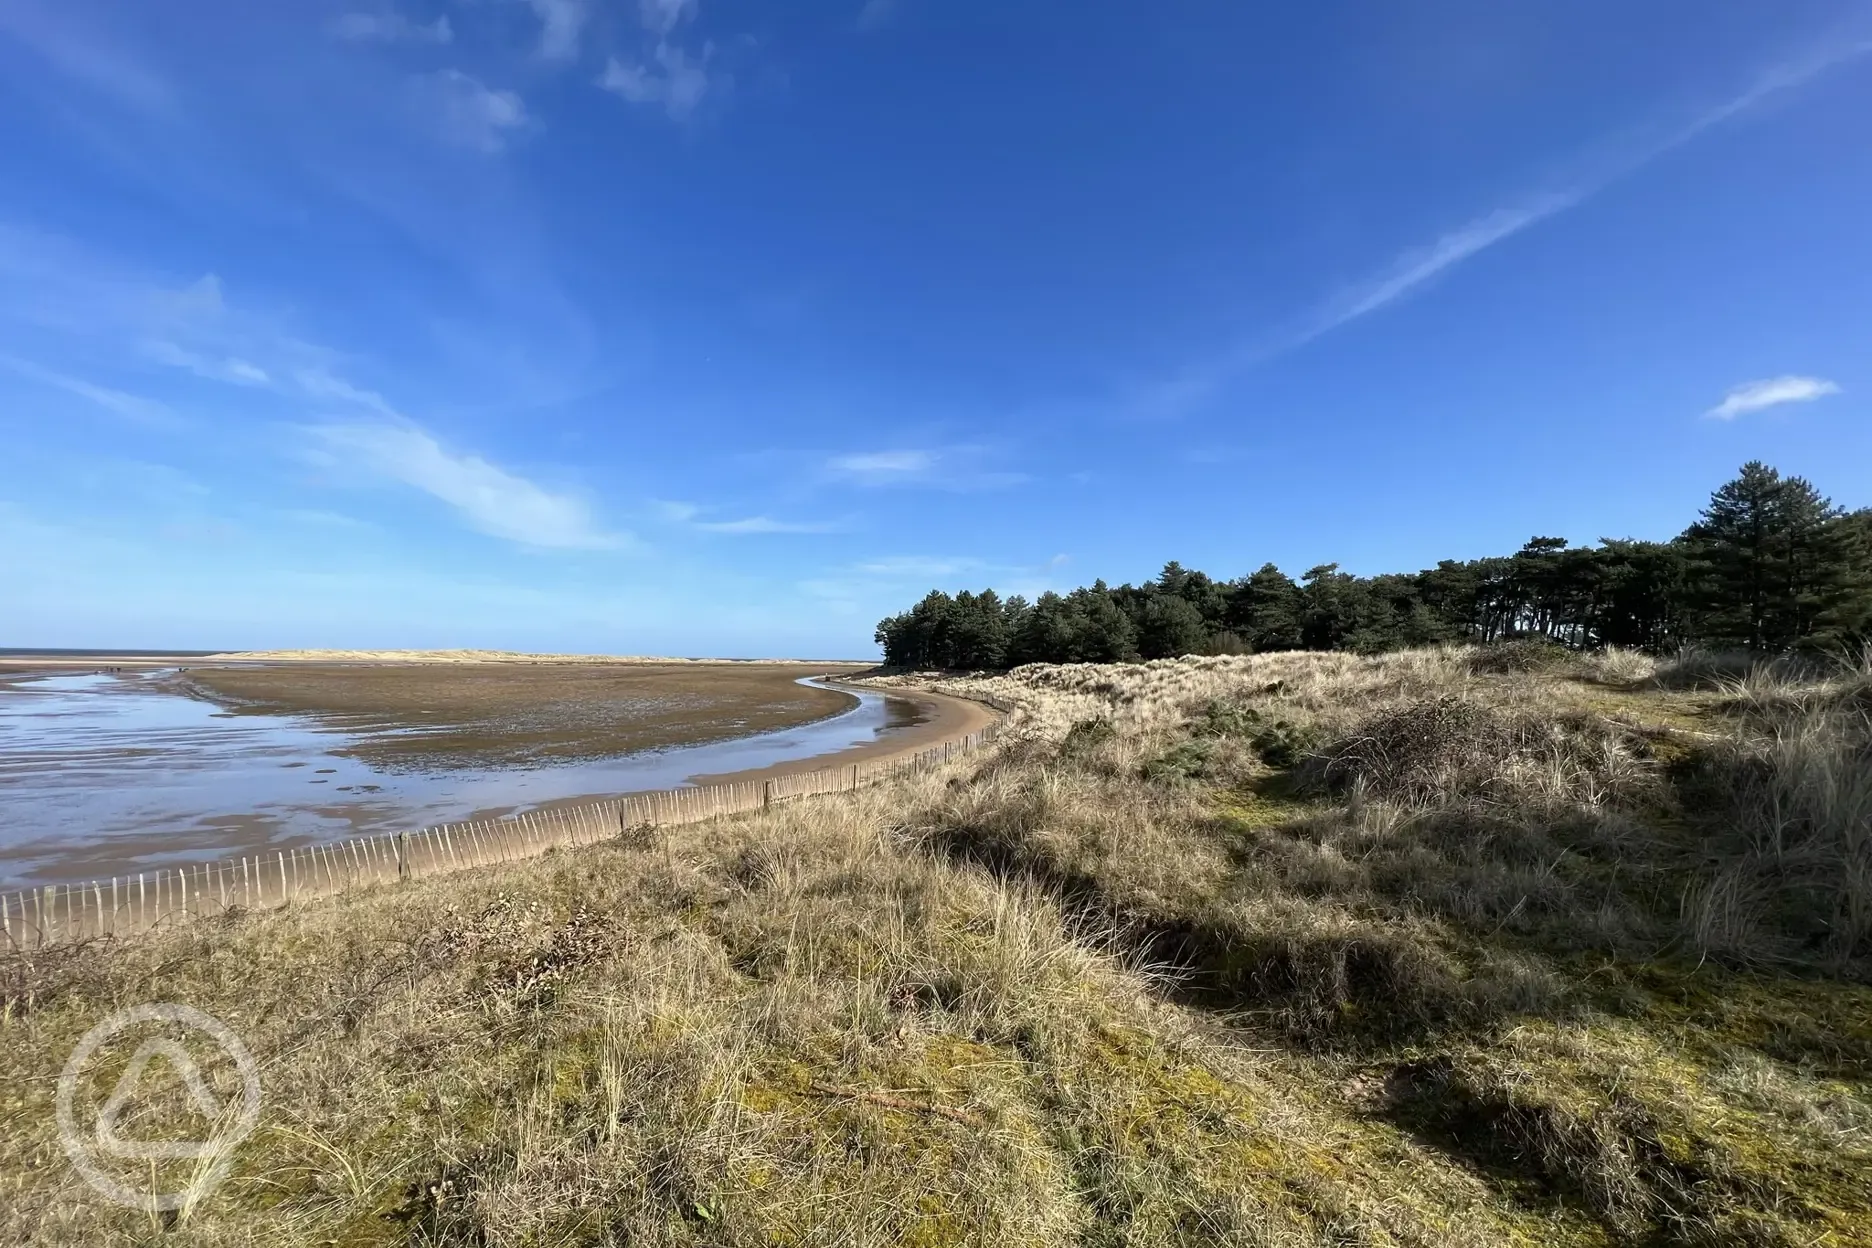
[2,1,1868,657]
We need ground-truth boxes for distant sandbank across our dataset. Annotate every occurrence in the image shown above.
[208,649,873,665]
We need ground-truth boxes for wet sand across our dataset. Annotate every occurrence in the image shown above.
[0,652,218,685]
[179,662,870,770]
[0,663,996,887]
[684,680,996,786]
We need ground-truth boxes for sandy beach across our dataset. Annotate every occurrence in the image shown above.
[0,660,997,886]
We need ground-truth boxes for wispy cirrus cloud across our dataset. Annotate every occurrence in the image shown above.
[1139,37,1872,417]
[278,508,375,530]
[853,555,984,578]
[142,340,270,386]
[0,0,176,115]
[0,353,177,427]
[297,368,400,417]
[824,446,1026,490]
[828,449,935,479]
[1704,375,1841,420]
[421,69,528,153]
[331,10,453,44]
[309,419,627,550]
[527,0,588,60]
[639,0,697,36]
[697,515,838,535]
[600,0,718,120]
[655,500,839,535]
[600,43,714,119]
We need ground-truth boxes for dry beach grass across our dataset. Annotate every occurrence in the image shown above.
[3,645,1869,1246]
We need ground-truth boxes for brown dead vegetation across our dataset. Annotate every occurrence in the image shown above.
[4,646,1868,1246]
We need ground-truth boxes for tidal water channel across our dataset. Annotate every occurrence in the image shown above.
[0,670,925,888]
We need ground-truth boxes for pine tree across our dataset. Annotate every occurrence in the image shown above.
[1820,509,1872,649]
[877,462,1862,666]
[1066,582,1138,663]
[1136,594,1208,659]
[1226,563,1303,651]
[1682,462,1852,651]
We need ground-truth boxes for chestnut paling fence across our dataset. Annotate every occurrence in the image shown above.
[3,707,1004,951]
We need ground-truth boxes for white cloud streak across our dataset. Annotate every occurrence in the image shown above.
[424,70,527,152]
[1704,375,1841,420]
[1308,196,1580,340]
[824,447,1026,491]
[309,420,626,550]
[1315,42,1872,340]
[1142,37,1872,416]
[600,43,713,119]
[332,11,453,44]
[297,368,400,417]
[827,449,936,478]
[655,500,837,534]
[143,340,270,386]
[0,1,176,114]
[695,516,837,534]
[854,555,983,578]
[639,0,697,36]
[278,508,375,530]
[527,0,588,60]
[0,353,177,426]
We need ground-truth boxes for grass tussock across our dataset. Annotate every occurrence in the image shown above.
[5,646,1871,1246]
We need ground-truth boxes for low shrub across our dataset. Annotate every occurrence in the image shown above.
[1314,696,1654,812]
[1465,638,1578,676]
[1142,738,1220,782]
[1193,700,1320,768]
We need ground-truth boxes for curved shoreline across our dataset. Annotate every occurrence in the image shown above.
[4,676,1006,945]
[506,678,998,823]
[681,678,998,787]
[0,670,995,888]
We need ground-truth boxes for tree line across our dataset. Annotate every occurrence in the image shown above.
[875,462,1872,669]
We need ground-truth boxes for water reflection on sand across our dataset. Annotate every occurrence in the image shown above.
[0,671,925,887]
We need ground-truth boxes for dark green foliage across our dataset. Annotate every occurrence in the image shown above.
[1195,700,1319,768]
[1060,718,1116,755]
[1226,563,1304,651]
[1465,638,1577,675]
[875,588,1020,669]
[1680,462,1868,653]
[1142,738,1219,782]
[875,463,1871,668]
[1134,593,1210,659]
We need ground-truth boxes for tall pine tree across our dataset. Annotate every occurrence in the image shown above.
[1681,462,1854,652]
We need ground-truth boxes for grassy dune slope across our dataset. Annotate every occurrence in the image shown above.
[4,646,1869,1246]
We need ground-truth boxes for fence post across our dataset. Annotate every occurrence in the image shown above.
[763,780,775,810]
[396,832,408,880]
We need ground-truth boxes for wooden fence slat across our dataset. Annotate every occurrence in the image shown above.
[9,699,1008,946]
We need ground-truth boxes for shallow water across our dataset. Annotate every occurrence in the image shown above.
[0,671,924,888]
